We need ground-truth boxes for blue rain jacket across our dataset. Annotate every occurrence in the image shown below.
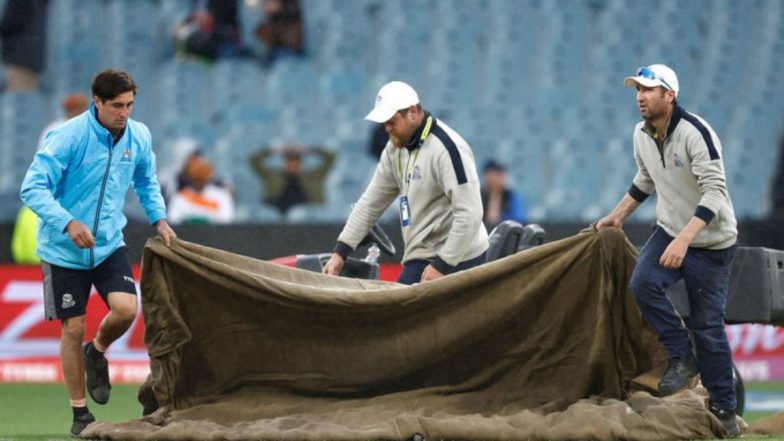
[20,104,166,269]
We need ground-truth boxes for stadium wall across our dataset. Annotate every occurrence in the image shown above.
[2,219,783,265]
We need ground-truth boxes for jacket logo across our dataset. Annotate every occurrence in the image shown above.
[411,165,423,181]
[673,152,684,168]
[123,276,134,284]
[61,293,76,309]
[121,148,132,163]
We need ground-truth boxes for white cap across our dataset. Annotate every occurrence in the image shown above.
[364,81,420,123]
[624,64,679,97]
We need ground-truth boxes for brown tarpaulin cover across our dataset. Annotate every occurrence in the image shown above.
[84,229,748,440]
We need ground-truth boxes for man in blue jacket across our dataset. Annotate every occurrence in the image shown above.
[20,69,176,437]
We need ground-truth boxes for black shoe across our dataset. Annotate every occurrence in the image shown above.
[709,403,740,438]
[658,353,699,396]
[70,411,95,438]
[84,342,111,405]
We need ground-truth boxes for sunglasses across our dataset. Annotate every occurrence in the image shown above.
[635,66,674,91]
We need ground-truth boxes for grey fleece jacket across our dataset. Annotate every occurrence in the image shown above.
[335,114,488,273]
[629,105,737,249]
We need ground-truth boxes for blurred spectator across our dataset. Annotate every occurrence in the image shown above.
[0,0,48,91]
[481,159,527,230]
[168,154,235,224]
[173,0,243,62]
[37,93,89,149]
[250,145,335,214]
[254,0,304,65]
[11,205,39,264]
[159,137,201,202]
[367,123,388,159]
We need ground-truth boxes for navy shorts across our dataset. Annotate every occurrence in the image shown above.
[42,247,137,321]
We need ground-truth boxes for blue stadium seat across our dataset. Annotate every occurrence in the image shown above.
[157,60,211,127]
[0,0,779,223]
[0,93,49,194]
[0,190,22,223]
[209,59,267,119]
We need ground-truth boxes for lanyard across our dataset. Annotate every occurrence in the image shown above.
[397,116,432,194]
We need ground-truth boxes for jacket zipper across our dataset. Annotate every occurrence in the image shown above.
[91,134,114,268]
[645,130,667,168]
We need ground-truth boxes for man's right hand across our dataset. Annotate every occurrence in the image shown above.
[593,194,640,231]
[66,219,95,249]
[322,253,345,276]
[594,215,622,230]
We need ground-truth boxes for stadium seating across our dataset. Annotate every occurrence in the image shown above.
[0,0,782,223]
[0,93,48,194]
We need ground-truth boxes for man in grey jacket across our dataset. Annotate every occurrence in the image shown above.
[323,81,488,284]
[596,64,739,437]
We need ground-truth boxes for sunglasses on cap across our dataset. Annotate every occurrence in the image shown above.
[635,66,674,91]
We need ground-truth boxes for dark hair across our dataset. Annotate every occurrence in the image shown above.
[484,159,506,172]
[658,86,678,106]
[91,69,137,102]
[397,103,423,117]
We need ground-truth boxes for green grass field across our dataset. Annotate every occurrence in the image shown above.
[0,382,782,441]
[0,384,142,441]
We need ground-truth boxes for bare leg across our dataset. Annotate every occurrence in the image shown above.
[61,316,86,401]
[94,292,137,349]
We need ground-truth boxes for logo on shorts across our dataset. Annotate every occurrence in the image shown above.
[123,276,134,284]
[61,293,76,309]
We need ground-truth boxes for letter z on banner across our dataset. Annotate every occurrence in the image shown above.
[0,265,150,383]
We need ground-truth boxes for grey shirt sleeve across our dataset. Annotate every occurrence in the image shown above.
[336,149,400,250]
[687,127,730,220]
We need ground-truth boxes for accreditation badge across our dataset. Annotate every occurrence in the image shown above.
[399,195,411,227]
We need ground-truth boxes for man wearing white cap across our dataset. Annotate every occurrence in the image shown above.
[323,81,488,284]
[595,64,739,437]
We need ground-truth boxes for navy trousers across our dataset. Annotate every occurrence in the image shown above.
[398,252,486,285]
[631,227,737,410]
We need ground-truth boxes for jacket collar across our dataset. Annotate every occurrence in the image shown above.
[641,105,685,140]
[404,111,435,151]
[89,102,126,144]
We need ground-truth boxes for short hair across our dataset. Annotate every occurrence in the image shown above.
[397,103,423,117]
[91,69,137,102]
[658,86,678,105]
[484,159,506,172]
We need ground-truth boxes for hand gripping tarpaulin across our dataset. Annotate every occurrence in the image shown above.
[83,229,743,440]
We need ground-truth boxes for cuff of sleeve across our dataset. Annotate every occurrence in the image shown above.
[628,184,650,203]
[431,256,457,275]
[148,210,167,226]
[57,217,73,234]
[694,205,716,224]
[334,241,353,260]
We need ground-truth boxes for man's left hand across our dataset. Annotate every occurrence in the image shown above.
[420,264,444,282]
[156,220,177,247]
[660,237,689,269]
